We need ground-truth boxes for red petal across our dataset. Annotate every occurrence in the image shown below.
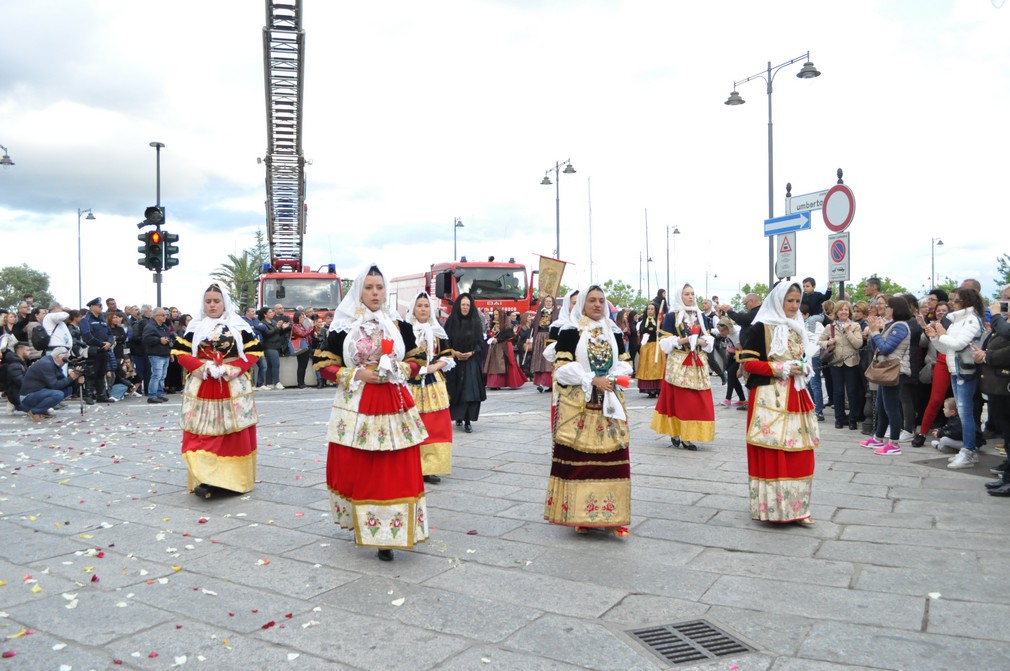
[91,575,100,583]
[261,621,276,629]
[1,651,15,659]
[148,652,158,658]
[285,613,293,619]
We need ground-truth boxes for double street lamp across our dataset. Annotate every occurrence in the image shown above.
[0,144,14,168]
[77,208,97,308]
[453,217,464,260]
[666,225,681,296]
[725,52,821,286]
[540,159,576,258]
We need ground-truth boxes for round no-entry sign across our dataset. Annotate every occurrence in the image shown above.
[822,184,856,233]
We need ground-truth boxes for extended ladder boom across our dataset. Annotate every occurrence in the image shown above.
[262,0,306,271]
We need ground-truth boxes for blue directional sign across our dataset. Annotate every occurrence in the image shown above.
[763,211,811,237]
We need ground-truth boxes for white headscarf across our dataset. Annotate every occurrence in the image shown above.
[752,281,808,358]
[407,291,448,363]
[188,284,255,361]
[331,264,405,366]
[550,290,579,331]
[669,283,702,330]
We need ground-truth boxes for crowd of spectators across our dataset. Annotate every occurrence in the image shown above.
[1,294,336,420]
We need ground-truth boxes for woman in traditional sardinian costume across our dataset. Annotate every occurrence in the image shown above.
[737,281,820,525]
[635,302,665,398]
[313,265,429,561]
[405,292,455,485]
[530,295,558,392]
[544,285,634,538]
[174,284,262,499]
[651,283,716,450]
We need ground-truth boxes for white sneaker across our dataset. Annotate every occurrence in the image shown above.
[947,448,979,470]
[274,383,285,390]
[5,403,15,415]
[257,385,270,391]
[899,430,914,442]
[130,391,143,398]
[45,408,56,415]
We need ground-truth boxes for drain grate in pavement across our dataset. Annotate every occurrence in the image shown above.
[627,620,754,666]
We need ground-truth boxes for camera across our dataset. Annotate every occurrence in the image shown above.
[66,355,93,376]
[1001,301,1008,314]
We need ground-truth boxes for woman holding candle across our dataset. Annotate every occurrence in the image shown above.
[544,284,634,538]
[313,265,429,561]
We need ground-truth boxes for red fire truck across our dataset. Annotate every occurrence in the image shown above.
[390,258,538,321]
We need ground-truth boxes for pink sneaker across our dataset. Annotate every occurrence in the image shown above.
[732,400,747,406]
[720,399,732,407]
[860,437,886,448]
[873,441,902,455]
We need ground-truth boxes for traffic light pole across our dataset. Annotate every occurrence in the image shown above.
[150,142,165,307]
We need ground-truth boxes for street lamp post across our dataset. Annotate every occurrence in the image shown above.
[77,208,96,308]
[667,226,681,292]
[453,217,464,260]
[0,144,14,168]
[725,52,821,287]
[540,159,576,258]
[931,237,944,288]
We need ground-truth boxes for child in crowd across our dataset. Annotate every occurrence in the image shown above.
[932,398,963,453]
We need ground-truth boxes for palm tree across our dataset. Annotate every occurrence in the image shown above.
[211,251,260,310]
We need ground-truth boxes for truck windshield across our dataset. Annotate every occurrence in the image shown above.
[261,278,342,311]
[455,267,527,299]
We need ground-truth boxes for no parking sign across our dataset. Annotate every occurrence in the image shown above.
[828,232,850,282]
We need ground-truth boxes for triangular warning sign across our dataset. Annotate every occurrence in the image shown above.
[779,237,793,253]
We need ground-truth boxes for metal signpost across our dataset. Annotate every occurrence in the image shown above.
[822,176,855,298]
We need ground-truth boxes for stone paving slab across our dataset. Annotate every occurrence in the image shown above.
[2,385,1009,669]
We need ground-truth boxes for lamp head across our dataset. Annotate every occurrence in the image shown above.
[724,90,745,106]
[796,60,821,79]
[540,175,552,186]
[563,162,576,175]
[85,211,96,220]
[936,238,944,247]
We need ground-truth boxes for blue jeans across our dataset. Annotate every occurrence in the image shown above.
[831,365,861,425]
[149,356,169,398]
[951,374,978,451]
[263,348,281,386]
[133,353,149,395]
[807,357,824,415]
[21,387,71,413]
[874,379,904,441]
[255,356,267,387]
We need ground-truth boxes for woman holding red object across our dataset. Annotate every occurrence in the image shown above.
[174,284,262,499]
[650,283,716,450]
[483,307,527,390]
[544,284,633,538]
[313,265,429,561]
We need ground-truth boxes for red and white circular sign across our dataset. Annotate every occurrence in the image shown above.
[822,184,856,233]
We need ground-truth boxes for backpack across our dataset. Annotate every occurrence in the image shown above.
[30,323,51,352]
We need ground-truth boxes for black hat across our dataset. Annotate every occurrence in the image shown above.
[86,297,102,307]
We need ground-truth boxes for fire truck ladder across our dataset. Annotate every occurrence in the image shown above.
[261,0,306,272]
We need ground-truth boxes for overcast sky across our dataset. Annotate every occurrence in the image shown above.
[1,0,1008,314]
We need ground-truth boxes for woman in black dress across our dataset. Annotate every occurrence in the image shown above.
[443,293,486,433]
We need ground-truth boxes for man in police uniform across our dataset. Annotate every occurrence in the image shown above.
[80,297,113,404]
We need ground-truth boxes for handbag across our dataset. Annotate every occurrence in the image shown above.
[979,364,1010,396]
[865,358,900,386]
[819,324,836,366]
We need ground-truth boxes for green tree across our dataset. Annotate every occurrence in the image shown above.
[211,251,260,310]
[846,275,909,304]
[993,254,1010,299]
[0,264,55,310]
[601,279,647,311]
[251,228,270,269]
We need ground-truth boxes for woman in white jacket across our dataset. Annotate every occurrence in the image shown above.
[928,287,986,470]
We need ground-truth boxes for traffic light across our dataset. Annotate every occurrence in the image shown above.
[143,205,165,227]
[162,231,179,270]
[137,230,163,271]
